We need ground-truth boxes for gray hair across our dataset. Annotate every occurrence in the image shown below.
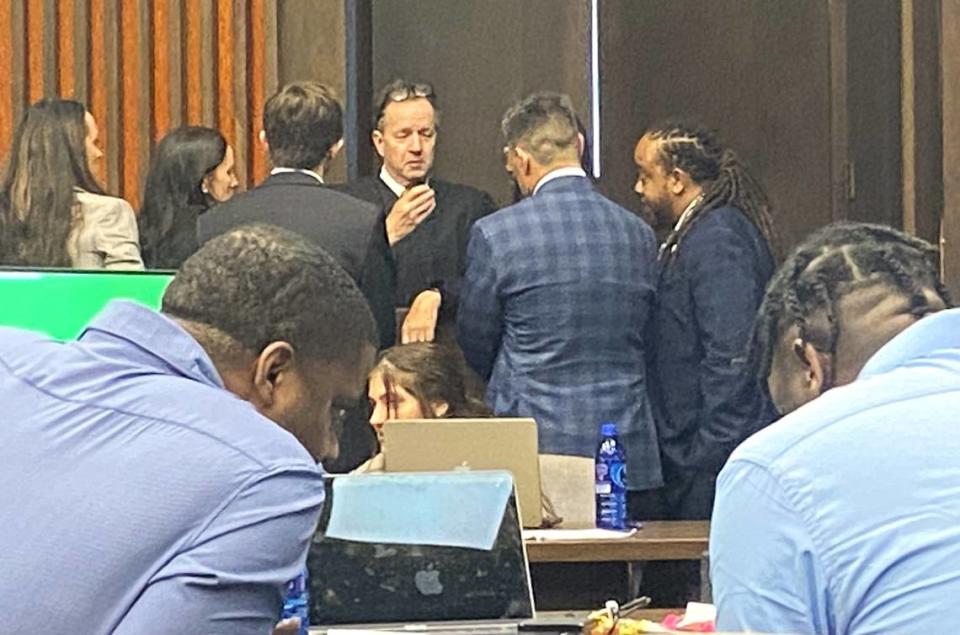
[500,92,579,165]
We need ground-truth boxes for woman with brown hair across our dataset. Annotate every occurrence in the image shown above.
[359,342,490,472]
[0,99,142,269]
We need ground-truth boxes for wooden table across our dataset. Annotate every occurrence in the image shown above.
[525,522,712,608]
[525,521,710,563]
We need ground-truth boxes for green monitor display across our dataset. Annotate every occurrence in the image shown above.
[0,269,174,341]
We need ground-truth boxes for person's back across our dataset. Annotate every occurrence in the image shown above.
[477,180,656,412]
[0,314,320,632]
[0,224,378,633]
[196,81,395,351]
[711,223,955,634]
[459,93,661,491]
[713,310,960,634]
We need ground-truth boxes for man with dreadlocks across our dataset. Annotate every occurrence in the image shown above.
[711,222,954,635]
[633,121,779,522]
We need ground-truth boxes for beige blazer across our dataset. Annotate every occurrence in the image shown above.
[68,190,144,270]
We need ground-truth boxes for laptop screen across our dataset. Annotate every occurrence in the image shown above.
[0,268,174,340]
[307,472,535,626]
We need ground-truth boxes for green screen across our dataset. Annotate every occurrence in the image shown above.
[0,269,174,340]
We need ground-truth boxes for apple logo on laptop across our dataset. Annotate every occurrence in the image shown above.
[414,564,443,596]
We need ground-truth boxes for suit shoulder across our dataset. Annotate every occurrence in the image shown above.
[434,179,492,201]
[332,176,383,205]
[75,190,134,216]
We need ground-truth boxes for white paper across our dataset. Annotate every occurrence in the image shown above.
[522,528,637,541]
[677,601,717,628]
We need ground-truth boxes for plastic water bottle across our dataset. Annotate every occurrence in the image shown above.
[280,567,309,635]
[595,421,628,530]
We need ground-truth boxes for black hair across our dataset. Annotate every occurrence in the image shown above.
[0,98,104,266]
[140,126,227,268]
[263,81,343,170]
[748,221,950,387]
[162,224,378,363]
[644,119,780,262]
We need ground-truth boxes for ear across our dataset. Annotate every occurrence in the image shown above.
[251,341,296,409]
[576,132,585,160]
[328,138,345,160]
[372,129,386,159]
[200,174,212,194]
[668,168,686,195]
[258,130,269,152]
[431,401,450,418]
[516,148,534,176]
[793,338,830,395]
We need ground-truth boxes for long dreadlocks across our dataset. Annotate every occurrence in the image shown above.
[644,120,781,262]
[748,221,951,389]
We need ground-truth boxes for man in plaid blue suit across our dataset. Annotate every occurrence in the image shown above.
[457,93,662,493]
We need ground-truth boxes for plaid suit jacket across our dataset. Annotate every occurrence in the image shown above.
[457,175,662,490]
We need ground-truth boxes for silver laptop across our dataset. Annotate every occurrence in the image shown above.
[383,418,543,528]
[307,471,537,633]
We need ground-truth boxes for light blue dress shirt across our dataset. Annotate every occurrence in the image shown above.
[711,307,960,634]
[0,300,325,634]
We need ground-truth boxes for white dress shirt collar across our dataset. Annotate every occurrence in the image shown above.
[270,167,325,184]
[532,166,588,195]
[379,166,431,198]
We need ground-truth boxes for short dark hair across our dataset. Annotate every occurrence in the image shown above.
[263,81,343,169]
[162,224,377,363]
[373,79,439,131]
[748,221,951,387]
[501,92,579,165]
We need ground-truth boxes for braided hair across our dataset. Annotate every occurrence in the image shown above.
[644,120,780,262]
[748,221,950,388]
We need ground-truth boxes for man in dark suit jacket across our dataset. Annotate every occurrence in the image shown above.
[198,81,395,472]
[198,81,395,351]
[458,93,663,496]
[633,120,779,521]
[336,80,495,344]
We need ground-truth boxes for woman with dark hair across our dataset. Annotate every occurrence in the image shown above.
[0,99,143,269]
[139,126,238,269]
[359,342,490,472]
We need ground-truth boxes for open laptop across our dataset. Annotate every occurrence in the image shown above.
[307,471,537,633]
[383,418,543,528]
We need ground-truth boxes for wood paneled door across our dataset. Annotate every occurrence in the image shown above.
[0,0,278,209]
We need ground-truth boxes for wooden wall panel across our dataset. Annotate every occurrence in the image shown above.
[0,0,275,207]
[25,0,44,102]
[248,0,268,184]
[0,1,13,154]
[184,1,203,124]
[942,0,960,296]
[152,0,172,139]
[120,0,142,207]
[57,0,76,96]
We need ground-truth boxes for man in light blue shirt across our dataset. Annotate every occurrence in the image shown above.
[711,223,954,634]
[0,225,377,634]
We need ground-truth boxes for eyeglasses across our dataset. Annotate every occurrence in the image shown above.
[375,82,435,127]
[385,83,434,104]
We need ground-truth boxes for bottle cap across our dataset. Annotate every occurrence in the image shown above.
[600,422,617,437]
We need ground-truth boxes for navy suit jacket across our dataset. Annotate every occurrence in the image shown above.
[649,206,775,478]
[458,175,662,490]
